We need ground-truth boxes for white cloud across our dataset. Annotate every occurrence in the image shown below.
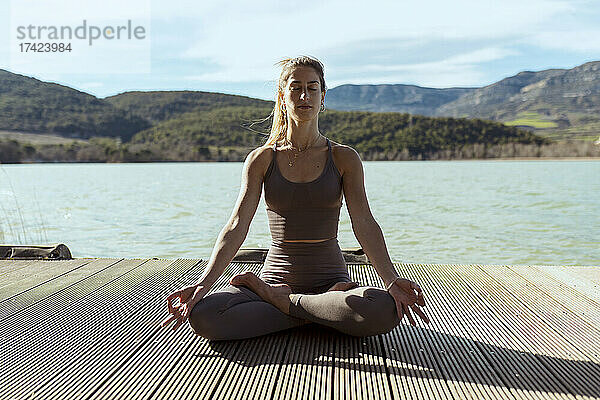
[527,30,600,52]
[10,0,595,94]
[356,47,518,73]
[328,47,519,88]
[173,0,570,85]
[188,46,518,89]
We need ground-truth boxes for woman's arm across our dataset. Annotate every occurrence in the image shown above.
[338,145,428,325]
[196,146,268,289]
[162,146,269,331]
[337,146,399,287]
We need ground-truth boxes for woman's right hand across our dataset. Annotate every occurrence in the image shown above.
[160,283,210,331]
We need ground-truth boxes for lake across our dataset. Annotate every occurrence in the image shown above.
[0,160,598,266]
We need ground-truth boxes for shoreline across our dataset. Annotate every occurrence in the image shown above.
[435,157,600,161]
[2,156,599,164]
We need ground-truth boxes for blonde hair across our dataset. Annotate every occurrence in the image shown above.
[264,56,327,147]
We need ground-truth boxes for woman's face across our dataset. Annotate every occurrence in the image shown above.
[281,66,325,122]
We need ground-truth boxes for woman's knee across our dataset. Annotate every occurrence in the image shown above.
[188,299,218,339]
[188,287,264,340]
[352,287,400,336]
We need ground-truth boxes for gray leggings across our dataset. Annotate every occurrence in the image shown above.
[189,284,400,341]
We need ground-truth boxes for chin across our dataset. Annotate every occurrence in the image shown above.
[292,110,318,121]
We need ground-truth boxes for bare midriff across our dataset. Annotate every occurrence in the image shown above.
[282,236,336,243]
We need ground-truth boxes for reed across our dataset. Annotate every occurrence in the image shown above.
[0,165,38,244]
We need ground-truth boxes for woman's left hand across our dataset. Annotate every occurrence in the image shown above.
[388,278,430,326]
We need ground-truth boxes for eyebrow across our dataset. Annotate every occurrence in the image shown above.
[291,80,319,84]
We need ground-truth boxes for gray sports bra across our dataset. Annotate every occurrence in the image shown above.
[263,138,343,242]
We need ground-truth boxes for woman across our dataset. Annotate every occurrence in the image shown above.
[161,56,429,340]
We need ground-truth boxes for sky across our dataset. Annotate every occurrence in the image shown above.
[1,0,599,100]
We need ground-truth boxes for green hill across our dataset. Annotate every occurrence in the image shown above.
[0,69,575,163]
[0,69,150,140]
[437,62,600,140]
[129,105,546,160]
[105,90,272,123]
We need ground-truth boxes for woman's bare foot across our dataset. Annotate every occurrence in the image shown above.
[230,272,292,314]
[327,281,359,292]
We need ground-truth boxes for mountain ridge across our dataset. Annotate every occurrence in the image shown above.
[326,61,600,140]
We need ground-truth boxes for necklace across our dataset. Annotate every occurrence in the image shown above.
[285,133,322,167]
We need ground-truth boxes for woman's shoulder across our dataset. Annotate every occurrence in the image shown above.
[329,140,361,176]
[244,145,276,178]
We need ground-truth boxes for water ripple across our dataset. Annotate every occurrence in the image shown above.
[0,161,597,265]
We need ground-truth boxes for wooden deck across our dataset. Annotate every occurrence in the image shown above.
[1,257,599,399]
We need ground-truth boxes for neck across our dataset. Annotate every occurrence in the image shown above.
[285,118,321,149]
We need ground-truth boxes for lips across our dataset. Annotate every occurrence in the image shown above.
[298,105,312,109]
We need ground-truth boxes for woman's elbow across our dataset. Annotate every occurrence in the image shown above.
[352,217,379,238]
[221,218,248,240]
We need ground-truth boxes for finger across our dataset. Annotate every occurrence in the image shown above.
[172,314,188,331]
[403,303,416,326]
[411,281,422,293]
[171,315,183,331]
[400,292,418,305]
[394,299,404,321]
[411,282,426,305]
[181,303,190,319]
[160,314,177,327]
[411,282,425,306]
[412,305,430,324]
[161,306,183,326]
[165,292,181,313]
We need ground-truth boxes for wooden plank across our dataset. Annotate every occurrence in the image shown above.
[151,337,242,399]
[360,264,458,400]
[0,258,119,311]
[0,259,147,343]
[0,259,37,273]
[375,263,506,400]
[273,324,335,400]
[59,259,205,400]
[197,263,288,400]
[396,263,565,399]
[147,261,244,400]
[0,258,180,400]
[0,258,90,286]
[335,265,392,400]
[475,264,600,364]
[524,265,600,306]
[148,262,293,400]
[272,264,393,400]
[213,330,290,400]
[448,263,599,399]
[503,264,600,330]
[4,258,599,400]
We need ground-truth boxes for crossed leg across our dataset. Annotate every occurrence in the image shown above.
[188,284,307,340]
[189,272,400,341]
